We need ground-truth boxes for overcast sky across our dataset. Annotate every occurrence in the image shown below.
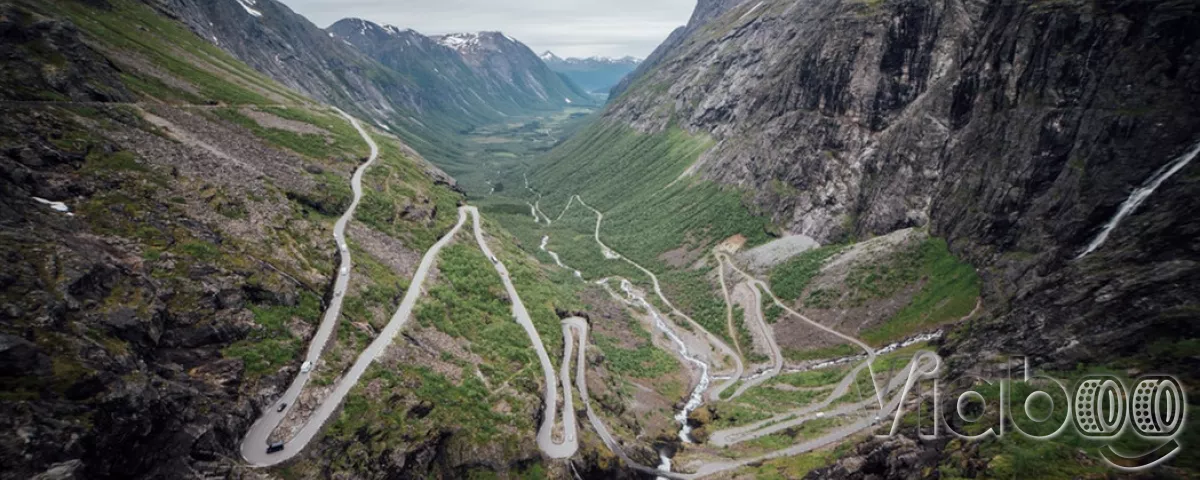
[281,0,696,58]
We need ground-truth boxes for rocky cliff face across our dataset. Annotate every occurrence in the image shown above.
[609,0,749,98]
[591,0,1199,471]
[0,5,133,102]
[609,0,1199,246]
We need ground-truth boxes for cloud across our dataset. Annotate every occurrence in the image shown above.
[281,0,695,58]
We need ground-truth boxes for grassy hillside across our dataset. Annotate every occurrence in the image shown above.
[32,0,312,105]
[528,121,774,273]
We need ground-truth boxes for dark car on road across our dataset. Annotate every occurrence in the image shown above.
[267,442,284,454]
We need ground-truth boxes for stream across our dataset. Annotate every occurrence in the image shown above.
[616,279,712,443]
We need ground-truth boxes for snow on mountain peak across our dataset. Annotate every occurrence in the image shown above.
[437,32,479,51]
[235,0,262,17]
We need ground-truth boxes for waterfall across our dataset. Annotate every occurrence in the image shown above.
[1077,141,1200,259]
[618,280,711,443]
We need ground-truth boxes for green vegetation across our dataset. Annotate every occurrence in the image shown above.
[661,267,734,346]
[415,239,534,382]
[741,416,841,454]
[929,367,1196,479]
[860,238,979,345]
[762,294,785,324]
[356,134,463,252]
[482,216,588,355]
[744,443,855,479]
[529,122,773,273]
[782,344,858,362]
[437,107,597,196]
[81,150,147,174]
[768,245,843,301]
[488,196,649,283]
[343,245,407,329]
[325,364,530,461]
[32,0,310,105]
[594,333,678,378]
[223,292,321,378]
[713,385,828,429]
[771,367,849,389]
[210,107,368,160]
[177,241,220,261]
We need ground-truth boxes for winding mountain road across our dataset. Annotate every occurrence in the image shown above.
[569,195,746,401]
[716,251,883,407]
[241,109,437,466]
[239,125,936,478]
[561,310,938,478]
[719,255,784,399]
[527,192,935,477]
[467,206,578,458]
[240,120,578,464]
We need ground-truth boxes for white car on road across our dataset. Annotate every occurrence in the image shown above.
[301,361,313,373]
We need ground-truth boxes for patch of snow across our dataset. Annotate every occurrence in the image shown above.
[32,197,71,215]
[235,0,262,17]
[374,121,391,131]
[436,33,480,52]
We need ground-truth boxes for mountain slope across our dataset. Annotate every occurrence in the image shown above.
[153,0,484,163]
[0,0,466,477]
[0,1,680,478]
[329,19,591,114]
[541,52,641,95]
[430,31,593,107]
[609,0,749,98]
[532,0,1200,473]
[150,1,588,167]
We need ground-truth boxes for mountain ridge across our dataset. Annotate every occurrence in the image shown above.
[328,18,592,112]
[540,51,642,95]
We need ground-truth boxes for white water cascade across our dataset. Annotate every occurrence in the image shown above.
[617,279,712,443]
[1077,141,1200,259]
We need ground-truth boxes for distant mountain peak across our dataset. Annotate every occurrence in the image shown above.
[541,53,642,95]
[549,55,642,66]
[432,31,521,53]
